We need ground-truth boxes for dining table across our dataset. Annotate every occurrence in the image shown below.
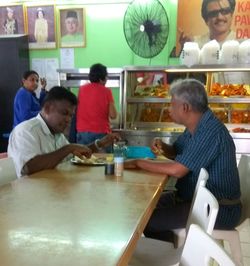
[0,158,168,266]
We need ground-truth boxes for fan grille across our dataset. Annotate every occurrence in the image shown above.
[124,0,169,58]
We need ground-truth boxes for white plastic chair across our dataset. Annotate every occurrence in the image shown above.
[129,178,219,266]
[212,154,250,266]
[172,167,209,248]
[181,224,236,266]
[0,157,17,186]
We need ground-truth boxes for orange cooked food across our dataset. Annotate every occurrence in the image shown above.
[161,109,172,122]
[140,107,161,122]
[213,110,228,123]
[210,83,248,96]
[231,110,250,124]
[232,127,250,133]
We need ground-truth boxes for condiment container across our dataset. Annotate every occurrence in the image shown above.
[114,157,124,177]
[105,155,114,175]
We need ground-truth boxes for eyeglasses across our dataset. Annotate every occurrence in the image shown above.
[206,7,232,18]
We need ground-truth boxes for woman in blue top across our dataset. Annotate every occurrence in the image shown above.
[13,70,47,127]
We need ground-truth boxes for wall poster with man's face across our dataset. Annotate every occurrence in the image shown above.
[59,8,85,48]
[0,5,25,35]
[175,0,250,56]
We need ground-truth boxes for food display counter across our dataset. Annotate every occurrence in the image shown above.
[116,65,250,160]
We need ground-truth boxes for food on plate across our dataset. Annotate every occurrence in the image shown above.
[152,147,164,156]
[74,155,105,164]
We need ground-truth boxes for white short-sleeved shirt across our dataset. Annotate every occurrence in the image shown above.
[8,114,69,177]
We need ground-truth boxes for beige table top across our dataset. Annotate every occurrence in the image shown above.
[0,161,167,266]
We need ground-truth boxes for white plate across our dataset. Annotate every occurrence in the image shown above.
[71,158,105,166]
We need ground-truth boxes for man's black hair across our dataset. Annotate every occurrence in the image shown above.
[41,86,77,107]
[201,0,236,21]
[88,63,107,83]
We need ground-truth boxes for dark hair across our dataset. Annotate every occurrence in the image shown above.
[201,0,235,21]
[23,70,39,80]
[170,79,208,113]
[41,86,77,108]
[88,63,108,83]
[66,10,78,19]
[36,9,45,17]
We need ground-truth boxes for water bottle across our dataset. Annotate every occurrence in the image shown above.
[114,156,124,177]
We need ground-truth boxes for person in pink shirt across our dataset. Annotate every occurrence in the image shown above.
[76,63,117,152]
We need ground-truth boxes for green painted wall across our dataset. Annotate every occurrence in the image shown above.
[7,0,179,107]
[28,1,179,67]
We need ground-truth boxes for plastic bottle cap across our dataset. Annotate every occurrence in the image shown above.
[106,155,114,162]
[114,157,124,163]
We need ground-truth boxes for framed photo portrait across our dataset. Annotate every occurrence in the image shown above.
[25,4,56,49]
[0,4,25,35]
[59,8,86,48]
[174,0,250,57]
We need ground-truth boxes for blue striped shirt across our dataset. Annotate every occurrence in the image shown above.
[174,109,241,202]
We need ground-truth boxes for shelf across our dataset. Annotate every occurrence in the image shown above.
[127,97,170,103]
[60,80,120,88]
[58,68,122,88]
[124,64,250,73]
[127,97,250,104]
[208,97,250,103]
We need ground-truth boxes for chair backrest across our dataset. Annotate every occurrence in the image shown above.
[238,155,250,221]
[185,168,214,232]
[180,224,236,266]
[0,157,17,186]
[186,184,219,235]
[193,168,209,199]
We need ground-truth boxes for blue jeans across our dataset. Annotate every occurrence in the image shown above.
[76,132,112,153]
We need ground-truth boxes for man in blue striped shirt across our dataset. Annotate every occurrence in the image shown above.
[125,78,241,241]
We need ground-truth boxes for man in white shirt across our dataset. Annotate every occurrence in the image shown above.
[8,86,118,177]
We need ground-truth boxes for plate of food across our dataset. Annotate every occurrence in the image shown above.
[71,155,106,166]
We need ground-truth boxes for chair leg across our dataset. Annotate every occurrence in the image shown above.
[174,234,186,248]
[227,232,243,266]
[213,230,243,266]
[173,229,186,248]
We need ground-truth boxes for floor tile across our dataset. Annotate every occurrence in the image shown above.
[242,243,250,257]
[243,256,250,266]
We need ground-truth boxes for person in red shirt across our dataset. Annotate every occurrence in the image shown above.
[76,63,117,152]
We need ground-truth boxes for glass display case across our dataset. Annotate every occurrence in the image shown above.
[118,65,250,160]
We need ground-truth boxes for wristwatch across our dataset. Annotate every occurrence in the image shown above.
[95,139,102,150]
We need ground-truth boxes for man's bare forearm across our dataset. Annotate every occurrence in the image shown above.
[22,144,92,176]
[22,145,73,175]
